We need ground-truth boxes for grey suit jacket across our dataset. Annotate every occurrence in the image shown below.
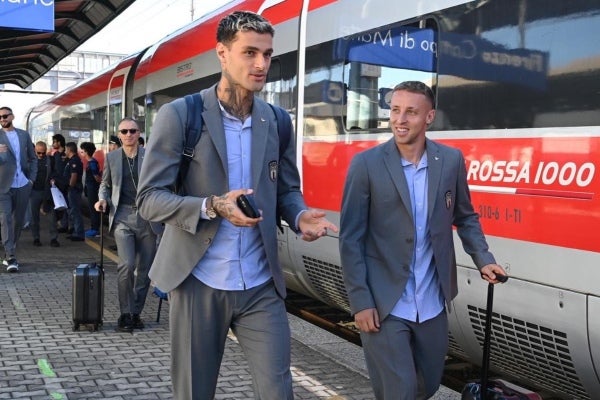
[98,146,146,231]
[339,138,496,320]
[0,128,37,194]
[137,84,306,297]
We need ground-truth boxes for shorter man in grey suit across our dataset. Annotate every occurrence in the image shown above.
[30,141,60,248]
[95,118,156,333]
[0,106,37,272]
[340,81,507,399]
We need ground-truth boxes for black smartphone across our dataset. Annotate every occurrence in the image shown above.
[236,194,260,218]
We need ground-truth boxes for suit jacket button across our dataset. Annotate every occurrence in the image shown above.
[406,238,414,244]
[403,266,409,271]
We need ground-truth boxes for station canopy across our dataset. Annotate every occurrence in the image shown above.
[0,0,136,89]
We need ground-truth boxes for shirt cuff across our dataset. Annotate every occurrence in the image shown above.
[294,210,307,233]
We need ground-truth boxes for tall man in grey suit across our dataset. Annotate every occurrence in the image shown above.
[95,118,156,333]
[137,11,337,400]
[0,106,37,272]
[340,81,507,399]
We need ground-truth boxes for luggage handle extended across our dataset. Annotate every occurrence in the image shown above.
[99,206,105,269]
[481,273,509,400]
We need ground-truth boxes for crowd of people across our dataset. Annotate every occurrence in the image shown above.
[0,110,156,336]
[0,10,509,400]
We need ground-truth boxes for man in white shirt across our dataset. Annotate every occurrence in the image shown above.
[0,106,37,272]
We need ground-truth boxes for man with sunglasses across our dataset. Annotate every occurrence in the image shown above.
[0,106,37,272]
[29,141,60,248]
[95,119,156,333]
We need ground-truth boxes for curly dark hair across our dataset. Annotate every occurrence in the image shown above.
[80,141,96,157]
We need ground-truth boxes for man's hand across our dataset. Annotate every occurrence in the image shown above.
[480,263,508,284]
[298,209,338,242]
[95,199,107,213]
[212,189,263,227]
[354,308,380,333]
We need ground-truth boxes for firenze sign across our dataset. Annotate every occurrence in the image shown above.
[0,0,54,32]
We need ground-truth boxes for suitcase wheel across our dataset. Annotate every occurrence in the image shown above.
[92,323,99,331]
[73,323,80,331]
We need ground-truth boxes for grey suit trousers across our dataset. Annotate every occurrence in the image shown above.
[360,311,448,400]
[113,205,156,315]
[0,182,32,258]
[169,276,293,400]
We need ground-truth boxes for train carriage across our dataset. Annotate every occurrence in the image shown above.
[26,1,600,398]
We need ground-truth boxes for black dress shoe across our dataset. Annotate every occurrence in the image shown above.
[33,239,42,246]
[50,239,60,247]
[131,314,145,330]
[116,314,133,333]
[70,236,85,242]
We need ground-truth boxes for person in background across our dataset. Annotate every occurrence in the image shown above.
[30,141,59,248]
[95,118,156,333]
[136,11,337,399]
[137,136,145,147]
[63,142,85,241]
[80,142,102,238]
[50,133,69,233]
[0,106,37,272]
[339,81,507,399]
[109,135,121,152]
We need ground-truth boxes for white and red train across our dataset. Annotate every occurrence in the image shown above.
[26,0,600,398]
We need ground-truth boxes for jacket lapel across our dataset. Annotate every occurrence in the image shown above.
[202,87,228,176]
[383,138,413,221]
[137,147,145,174]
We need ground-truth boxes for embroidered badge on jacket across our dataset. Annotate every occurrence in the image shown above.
[445,191,452,209]
[269,161,278,182]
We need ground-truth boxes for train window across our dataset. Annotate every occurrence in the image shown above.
[341,21,437,133]
[434,1,600,130]
[139,73,220,142]
[260,53,297,115]
[108,103,122,137]
[303,19,438,136]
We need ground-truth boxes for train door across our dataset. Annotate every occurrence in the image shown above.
[106,65,133,145]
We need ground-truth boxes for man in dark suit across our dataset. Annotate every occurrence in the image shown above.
[137,11,337,400]
[30,141,59,248]
[0,106,37,272]
[340,81,507,399]
[96,118,156,333]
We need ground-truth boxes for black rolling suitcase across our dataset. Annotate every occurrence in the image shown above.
[461,275,542,400]
[72,212,105,331]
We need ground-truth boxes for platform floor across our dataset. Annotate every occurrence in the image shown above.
[0,214,459,399]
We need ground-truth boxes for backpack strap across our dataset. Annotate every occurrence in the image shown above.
[176,93,204,193]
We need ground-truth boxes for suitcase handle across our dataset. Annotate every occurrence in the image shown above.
[99,209,105,269]
[481,273,508,400]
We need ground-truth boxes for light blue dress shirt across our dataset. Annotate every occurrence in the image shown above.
[6,130,29,188]
[390,151,445,323]
[192,108,271,291]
